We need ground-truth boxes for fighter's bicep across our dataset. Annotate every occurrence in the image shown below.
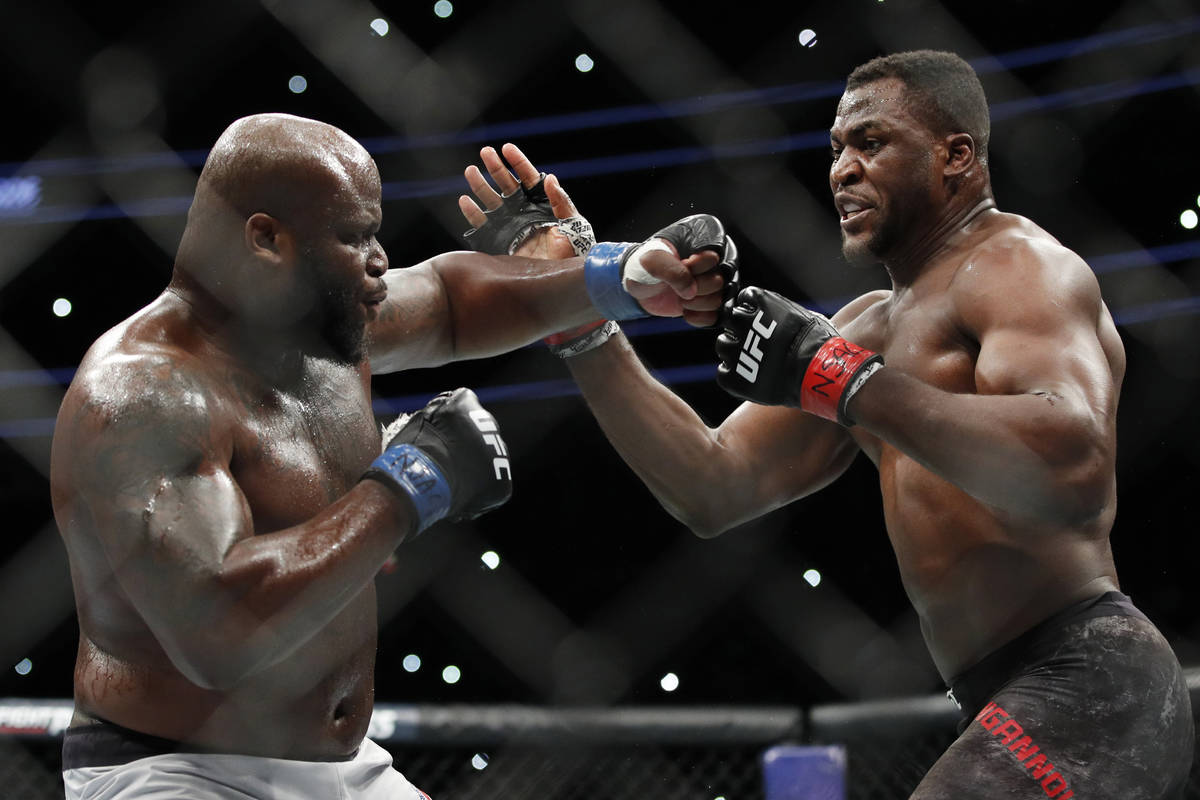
[974,320,1107,400]
[961,245,1113,405]
[78,391,252,617]
[369,261,454,372]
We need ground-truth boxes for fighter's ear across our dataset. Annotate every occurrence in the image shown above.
[943,133,976,177]
[244,212,296,264]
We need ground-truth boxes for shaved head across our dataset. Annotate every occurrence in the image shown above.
[172,114,386,361]
[187,113,376,237]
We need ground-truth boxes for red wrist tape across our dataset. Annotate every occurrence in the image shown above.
[799,337,882,424]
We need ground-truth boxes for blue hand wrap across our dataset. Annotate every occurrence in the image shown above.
[585,241,649,321]
[369,444,451,532]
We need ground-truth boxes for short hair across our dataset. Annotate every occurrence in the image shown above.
[846,50,990,164]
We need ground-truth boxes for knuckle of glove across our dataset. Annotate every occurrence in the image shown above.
[737,285,764,307]
[730,298,760,325]
[714,331,743,362]
[721,236,739,270]
[654,213,726,257]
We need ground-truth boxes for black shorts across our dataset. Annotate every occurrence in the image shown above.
[62,717,190,769]
[915,591,1193,798]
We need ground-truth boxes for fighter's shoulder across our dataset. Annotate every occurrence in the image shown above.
[69,319,218,435]
[951,212,1101,313]
[831,289,892,343]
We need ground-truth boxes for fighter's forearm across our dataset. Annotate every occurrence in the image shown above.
[848,367,1112,524]
[567,338,731,536]
[567,334,853,537]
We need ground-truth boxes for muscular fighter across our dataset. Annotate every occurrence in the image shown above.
[50,113,731,798]
[460,52,1193,796]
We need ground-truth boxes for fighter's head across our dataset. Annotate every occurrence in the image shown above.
[829,51,991,267]
[175,113,388,363]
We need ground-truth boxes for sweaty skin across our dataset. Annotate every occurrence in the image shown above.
[559,78,1124,679]
[51,114,716,759]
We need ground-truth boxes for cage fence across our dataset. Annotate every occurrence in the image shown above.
[2,674,1197,799]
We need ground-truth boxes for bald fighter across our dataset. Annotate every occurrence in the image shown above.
[51,113,732,799]
[461,52,1192,797]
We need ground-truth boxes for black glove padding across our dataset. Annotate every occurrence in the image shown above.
[715,287,883,425]
[646,213,737,268]
[462,174,554,255]
[715,236,740,328]
[365,388,512,530]
[639,214,738,328]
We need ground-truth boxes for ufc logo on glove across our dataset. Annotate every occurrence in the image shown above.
[469,409,511,480]
[735,311,777,383]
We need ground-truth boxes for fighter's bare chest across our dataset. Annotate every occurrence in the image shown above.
[842,292,978,458]
[222,363,380,528]
[849,291,977,391]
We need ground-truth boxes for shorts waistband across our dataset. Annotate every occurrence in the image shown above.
[947,590,1148,717]
[62,718,185,770]
[62,717,357,769]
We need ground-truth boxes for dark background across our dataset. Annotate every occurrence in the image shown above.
[1,0,1197,712]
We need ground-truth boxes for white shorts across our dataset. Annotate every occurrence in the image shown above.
[63,734,430,800]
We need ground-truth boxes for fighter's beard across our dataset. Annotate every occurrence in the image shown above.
[319,300,368,365]
[301,277,368,366]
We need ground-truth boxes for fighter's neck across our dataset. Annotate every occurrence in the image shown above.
[883,196,997,288]
[164,275,310,385]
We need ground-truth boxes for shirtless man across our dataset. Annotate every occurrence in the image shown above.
[50,113,729,799]
[460,51,1193,796]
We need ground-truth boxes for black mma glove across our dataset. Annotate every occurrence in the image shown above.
[585,213,739,322]
[363,388,512,534]
[460,172,606,354]
[462,173,596,257]
[715,287,883,426]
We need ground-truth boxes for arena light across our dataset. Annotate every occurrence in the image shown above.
[471,753,489,770]
[575,53,595,73]
[52,298,72,318]
[433,0,453,18]
[1181,209,1199,230]
[369,18,389,37]
[481,550,500,570]
[0,176,41,210]
[798,29,817,48]
[442,665,462,684]
[288,74,308,94]
[14,658,32,676]
[402,654,421,672]
[803,569,822,587]
[660,672,679,692]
